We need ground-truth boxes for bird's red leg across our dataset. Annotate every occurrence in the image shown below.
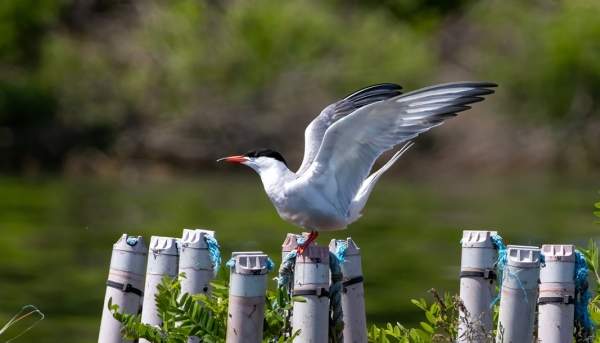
[297,231,319,255]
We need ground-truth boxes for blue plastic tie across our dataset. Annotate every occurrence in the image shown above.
[574,250,594,335]
[225,257,235,268]
[204,235,221,275]
[125,236,139,246]
[266,257,275,272]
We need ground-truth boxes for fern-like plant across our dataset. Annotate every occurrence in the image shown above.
[109,272,298,343]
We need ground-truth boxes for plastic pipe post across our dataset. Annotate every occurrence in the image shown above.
[98,234,147,343]
[496,245,541,343]
[329,238,366,343]
[179,229,215,343]
[537,244,576,343]
[139,236,180,343]
[457,230,497,342]
[292,245,330,343]
[179,229,215,296]
[226,252,270,343]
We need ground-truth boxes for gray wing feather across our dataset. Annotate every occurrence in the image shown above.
[296,84,402,175]
[304,81,497,211]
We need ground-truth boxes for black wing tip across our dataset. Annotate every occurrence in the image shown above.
[345,83,403,100]
[365,82,403,90]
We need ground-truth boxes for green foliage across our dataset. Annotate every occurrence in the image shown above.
[110,273,298,343]
[113,275,470,343]
[368,322,428,343]
[109,274,224,342]
[2,0,600,170]
[467,0,600,124]
[0,0,63,64]
[581,240,600,329]
[367,289,494,343]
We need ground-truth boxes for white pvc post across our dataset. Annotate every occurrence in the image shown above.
[457,230,497,342]
[329,238,366,343]
[496,245,541,343]
[292,245,330,343]
[179,229,215,343]
[226,252,270,343]
[98,234,147,343]
[538,244,576,343]
[179,229,215,296]
[139,236,180,343]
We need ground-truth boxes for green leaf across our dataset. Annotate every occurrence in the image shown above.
[419,322,434,334]
[424,310,437,325]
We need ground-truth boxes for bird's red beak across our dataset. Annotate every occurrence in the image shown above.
[217,155,249,164]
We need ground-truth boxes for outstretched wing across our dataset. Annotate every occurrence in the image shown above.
[296,83,402,175]
[301,81,497,212]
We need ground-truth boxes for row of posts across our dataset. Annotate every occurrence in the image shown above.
[98,230,367,343]
[459,230,580,343]
[99,228,583,343]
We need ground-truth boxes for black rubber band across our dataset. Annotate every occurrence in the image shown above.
[107,280,144,297]
[293,288,329,298]
[343,276,364,289]
[460,269,497,280]
[538,296,574,305]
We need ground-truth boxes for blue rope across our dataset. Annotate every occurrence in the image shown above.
[277,250,297,288]
[225,257,235,269]
[334,240,348,263]
[277,234,304,288]
[574,250,593,337]
[203,235,221,275]
[506,269,529,304]
[490,234,507,307]
[329,251,344,343]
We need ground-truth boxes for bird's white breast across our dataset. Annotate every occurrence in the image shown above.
[267,179,349,231]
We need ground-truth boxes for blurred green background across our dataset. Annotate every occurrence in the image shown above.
[0,0,599,342]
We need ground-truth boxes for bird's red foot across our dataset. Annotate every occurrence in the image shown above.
[297,231,319,255]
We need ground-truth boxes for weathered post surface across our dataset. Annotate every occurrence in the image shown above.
[330,238,366,343]
[457,230,497,342]
[538,244,575,343]
[140,236,180,343]
[496,245,541,343]
[179,229,215,343]
[226,252,270,343]
[98,234,147,343]
[179,229,215,296]
[292,245,330,343]
[282,233,305,260]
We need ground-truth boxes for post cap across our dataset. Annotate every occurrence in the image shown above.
[507,245,541,267]
[114,234,147,253]
[180,228,215,249]
[461,230,498,248]
[296,245,329,264]
[149,236,179,256]
[231,251,264,257]
[329,237,360,256]
[282,233,308,252]
[232,253,270,275]
[541,244,575,262]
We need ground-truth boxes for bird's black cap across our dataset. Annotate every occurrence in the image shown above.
[244,149,287,166]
